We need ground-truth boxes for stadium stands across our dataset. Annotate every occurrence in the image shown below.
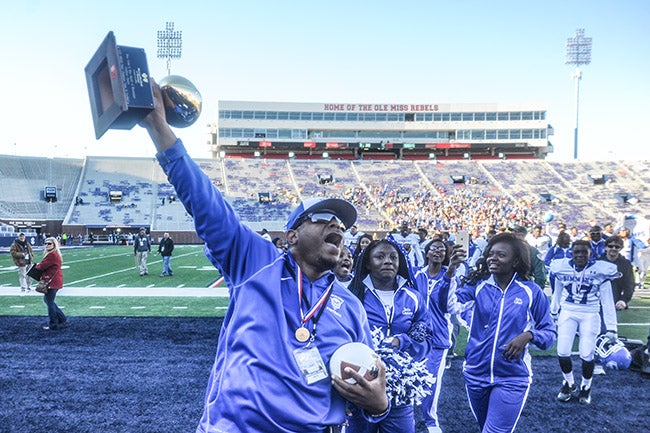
[0,155,83,219]
[68,156,157,228]
[0,154,648,236]
[151,162,195,231]
[353,160,431,229]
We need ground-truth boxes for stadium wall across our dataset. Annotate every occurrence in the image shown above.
[0,218,61,246]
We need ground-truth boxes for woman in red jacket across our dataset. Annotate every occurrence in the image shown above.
[36,237,66,330]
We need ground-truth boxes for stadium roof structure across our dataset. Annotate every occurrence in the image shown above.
[209,100,552,160]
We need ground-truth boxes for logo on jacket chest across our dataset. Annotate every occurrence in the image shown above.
[328,295,344,318]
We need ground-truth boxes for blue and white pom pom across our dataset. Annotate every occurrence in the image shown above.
[371,327,435,406]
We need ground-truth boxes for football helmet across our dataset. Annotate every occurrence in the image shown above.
[595,335,632,370]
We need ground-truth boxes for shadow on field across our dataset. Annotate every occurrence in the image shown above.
[1,316,647,433]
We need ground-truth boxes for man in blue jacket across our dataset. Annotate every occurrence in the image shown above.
[140,81,389,433]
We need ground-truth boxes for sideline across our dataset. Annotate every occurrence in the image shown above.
[0,285,228,297]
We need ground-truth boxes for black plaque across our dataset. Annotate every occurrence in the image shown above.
[85,31,154,139]
[27,265,43,281]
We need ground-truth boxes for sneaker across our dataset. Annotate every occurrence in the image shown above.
[557,381,577,402]
[578,386,591,404]
[593,363,606,375]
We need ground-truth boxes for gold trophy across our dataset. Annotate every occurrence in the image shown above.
[156,22,202,128]
[158,75,201,128]
[85,23,201,139]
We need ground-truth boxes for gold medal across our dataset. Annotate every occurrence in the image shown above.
[295,327,310,343]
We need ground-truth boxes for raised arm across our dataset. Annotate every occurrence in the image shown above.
[138,79,276,284]
[139,80,178,152]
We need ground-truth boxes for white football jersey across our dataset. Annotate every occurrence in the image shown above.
[550,258,619,331]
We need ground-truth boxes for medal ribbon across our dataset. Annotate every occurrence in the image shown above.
[297,268,334,328]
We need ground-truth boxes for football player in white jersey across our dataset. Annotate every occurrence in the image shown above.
[550,240,619,404]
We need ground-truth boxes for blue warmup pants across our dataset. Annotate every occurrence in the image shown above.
[420,348,448,429]
[465,375,530,433]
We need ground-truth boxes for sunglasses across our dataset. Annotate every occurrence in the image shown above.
[429,246,447,252]
[606,244,622,250]
[45,242,54,245]
[300,212,344,229]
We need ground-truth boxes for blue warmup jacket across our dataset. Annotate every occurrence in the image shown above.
[414,267,453,349]
[543,245,572,268]
[438,273,556,383]
[157,140,376,433]
[359,274,433,361]
[590,239,606,260]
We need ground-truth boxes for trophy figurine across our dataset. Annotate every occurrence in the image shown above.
[85,23,201,139]
[158,75,201,128]
[156,22,202,128]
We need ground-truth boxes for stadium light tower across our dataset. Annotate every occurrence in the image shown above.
[157,21,182,76]
[566,28,592,160]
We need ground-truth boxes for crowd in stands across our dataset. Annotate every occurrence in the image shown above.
[1,155,649,236]
[268,175,550,236]
[373,186,545,234]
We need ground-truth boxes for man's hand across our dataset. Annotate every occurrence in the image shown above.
[615,300,627,311]
[331,358,388,415]
[139,79,178,153]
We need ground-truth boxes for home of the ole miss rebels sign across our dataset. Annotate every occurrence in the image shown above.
[323,103,439,112]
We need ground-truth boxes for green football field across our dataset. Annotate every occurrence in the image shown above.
[1,244,218,288]
[1,244,648,343]
[0,244,229,317]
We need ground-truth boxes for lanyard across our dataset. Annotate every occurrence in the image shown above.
[295,267,334,343]
[371,286,396,337]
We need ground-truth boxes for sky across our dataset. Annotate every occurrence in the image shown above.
[1,1,649,161]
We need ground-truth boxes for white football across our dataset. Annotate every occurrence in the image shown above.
[329,342,379,384]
